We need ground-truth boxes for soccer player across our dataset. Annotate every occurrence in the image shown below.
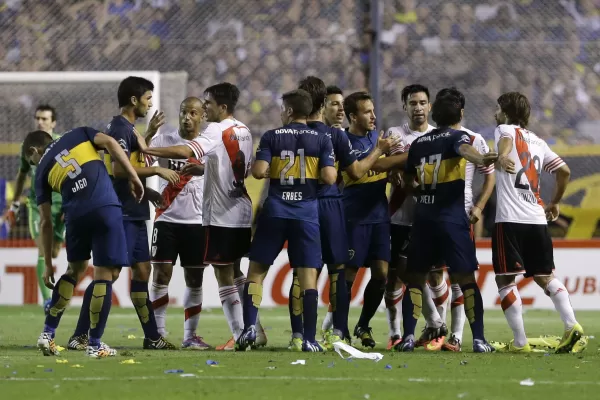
[340,92,391,348]
[421,88,496,352]
[384,84,435,350]
[236,89,336,352]
[67,76,177,351]
[28,127,144,358]
[141,83,256,349]
[492,92,583,353]
[323,86,345,128]
[290,77,395,350]
[397,94,497,353]
[4,105,65,313]
[147,97,210,350]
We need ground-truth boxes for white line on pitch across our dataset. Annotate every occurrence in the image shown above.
[2,375,600,386]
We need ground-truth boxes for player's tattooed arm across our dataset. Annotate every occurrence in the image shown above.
[251,160,270,180]
[546,163,571,222]
[495,138,516,173]
[37,202,55,289]
[470,173,495,224]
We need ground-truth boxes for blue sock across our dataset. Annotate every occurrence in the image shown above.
[302,289,318,343]
[401,284,423,338]
[243,282,262,329]
[130,280,160,340]
[89,280,112,347]
[461,282,485,341]
[73,282,94,337]
[357,278,385,329]
[329,268,349,337]
[288,273,303,335]
[44,274,76,338]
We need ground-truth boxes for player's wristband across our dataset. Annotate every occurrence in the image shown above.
[10,201,20,211]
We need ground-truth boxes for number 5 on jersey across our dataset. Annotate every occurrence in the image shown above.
[417,153,441,190]
[55,149,82,178]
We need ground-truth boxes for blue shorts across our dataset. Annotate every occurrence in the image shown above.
[407,219,478,274]
[318,198,349,265]
[250,215,322,268]
[123,220,150,266]
[346,222,391,268]
[65,205,128,267]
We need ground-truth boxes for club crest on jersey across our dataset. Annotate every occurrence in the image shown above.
[348,249,355,260]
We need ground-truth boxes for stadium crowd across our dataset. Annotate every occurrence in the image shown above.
[1,0,600,144]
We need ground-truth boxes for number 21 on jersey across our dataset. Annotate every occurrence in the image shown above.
[279,149,306,185]
[416,153,441,190]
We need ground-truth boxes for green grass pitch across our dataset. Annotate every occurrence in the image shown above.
[1,306,598,399]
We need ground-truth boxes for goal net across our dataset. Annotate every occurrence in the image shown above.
[0,71,188,245]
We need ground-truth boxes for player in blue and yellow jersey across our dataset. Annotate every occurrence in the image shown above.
[396,94,497,353]
[283,77,397,351]
[66,76,178,351]
[237,89,337,352]
[26,127,144,358]
[340,92,392,348]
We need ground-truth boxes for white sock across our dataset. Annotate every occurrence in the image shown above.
[430,280,450,323]
[321,305,333,332]
[219,285,243,340]
[422,284,443,329]
[183,286,202,341]
[450,283,465,342]
[150,282,169,337]
[499,284,527,347]
[384,285,404,337]
[545,279,577,330]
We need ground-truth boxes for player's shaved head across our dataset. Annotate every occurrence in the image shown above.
[181,97,203,108]
[179,97,204,137]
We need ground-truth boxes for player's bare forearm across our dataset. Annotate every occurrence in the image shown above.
[458,144,484,165]
[320,166,337,185]
[475,173,495,210]
[551,164,571,204]
[142,145,193,160]
[346,148,383,179]
[13,170,27,202]
[252,160,270,180]
[497,137,513,157]
[371,152,408,173]
[38,204,53,265]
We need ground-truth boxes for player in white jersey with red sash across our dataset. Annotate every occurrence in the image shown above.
[492,92,583,353]
[147,97,210,349]
[384,84,435,350]
[141,83,265,351]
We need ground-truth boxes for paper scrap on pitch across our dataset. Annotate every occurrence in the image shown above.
[519,378,535,386]
[291,360,306,365]
[332,341,384,362]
